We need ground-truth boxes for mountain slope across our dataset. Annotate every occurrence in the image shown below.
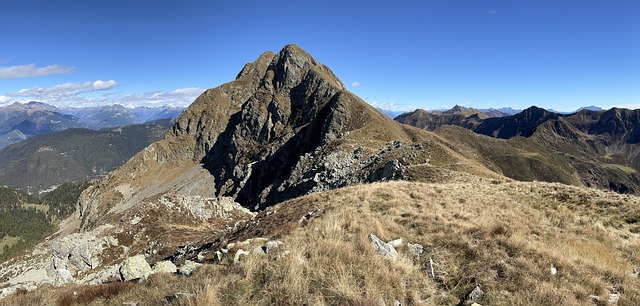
[0,119,173,194]
[2,45,640,305]
[5,180,640,305]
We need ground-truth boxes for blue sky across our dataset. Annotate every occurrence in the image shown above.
[0,0,638,112]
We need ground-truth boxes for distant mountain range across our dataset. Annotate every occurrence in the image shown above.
[0,102,184,149]
[397,105,640,193]
[0,118,173,194]
[61,104,183,129]
[380,105,607,120]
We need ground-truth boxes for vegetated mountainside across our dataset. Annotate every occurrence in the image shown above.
[0,186,49,261]
[4,180,640,305]
[0,183,89,261]
[0,102,86,149]
[62,104,184,129]
[399,106,640,194]
[0,119,173,194]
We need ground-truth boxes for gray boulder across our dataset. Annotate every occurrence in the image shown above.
[265,240,283,254]
[368,233,398,260]
[152,260,177,274]
[119,254,153,281]
[178,260,202,276]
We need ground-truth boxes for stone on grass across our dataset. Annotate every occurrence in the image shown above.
[407,243,424,256]
[265,240,283,253]
[233,249,247,264]
[119,254,153,281]
[153,260,177,274]
[388,238,403,248]
[368,233,398,260]
[466,285,483,302]
[178,260,202,276]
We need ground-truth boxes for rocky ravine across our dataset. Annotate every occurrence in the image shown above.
[0,45,495,296]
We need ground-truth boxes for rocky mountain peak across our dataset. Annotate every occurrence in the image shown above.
[443,105,466,114]
[76,44,434,230]
[268,44,345,92]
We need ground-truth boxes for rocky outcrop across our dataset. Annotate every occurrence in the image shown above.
[159,195,252,220]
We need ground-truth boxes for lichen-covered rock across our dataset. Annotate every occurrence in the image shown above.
[119,255,152,281]
[153,261,177,274]
[388,238,403,248]
[178,260,202,276]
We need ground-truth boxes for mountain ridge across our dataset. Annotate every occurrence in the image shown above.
[398,105,640,194]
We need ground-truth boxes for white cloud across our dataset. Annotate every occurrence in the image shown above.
[92,80,118,91]
[11,82,90,100]
[117,87,205,106]
[368,101,415,111]
[0,64,75,80]
[351,82,361,87]
[1,81,204,108]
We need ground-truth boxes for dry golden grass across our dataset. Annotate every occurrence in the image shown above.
[4,180,640,305]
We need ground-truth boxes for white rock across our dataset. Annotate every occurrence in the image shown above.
[178,260,202,276]
[119,254,153,281]
[368,233,398,260]
[609,293,620,304]
[152,261,177,274]
[233,249,247,264]
[388,238,403,248]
